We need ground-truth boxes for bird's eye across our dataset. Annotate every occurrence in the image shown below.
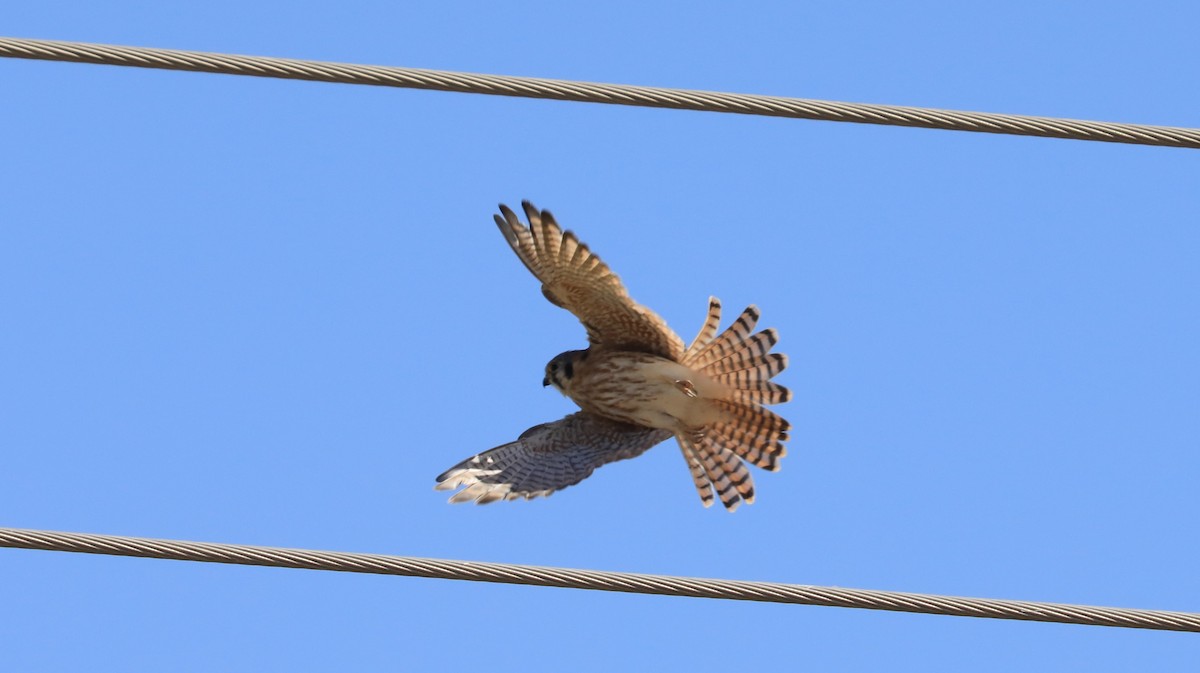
[549,362,558,371]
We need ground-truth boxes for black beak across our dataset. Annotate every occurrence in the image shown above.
[542,377,550,387]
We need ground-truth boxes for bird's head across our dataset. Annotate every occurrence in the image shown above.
[543,349,587,393]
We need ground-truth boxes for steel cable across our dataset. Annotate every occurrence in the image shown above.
[1,527,1197,632]
[1,37,1198,148]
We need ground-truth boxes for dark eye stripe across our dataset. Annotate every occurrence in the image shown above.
[564,361,574,379]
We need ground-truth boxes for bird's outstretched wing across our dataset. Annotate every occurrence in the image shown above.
[495,201,685,359]
[435,412,672,504]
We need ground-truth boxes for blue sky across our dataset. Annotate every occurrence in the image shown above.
[3,2,1198,670]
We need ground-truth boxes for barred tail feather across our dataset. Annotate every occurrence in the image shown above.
[709,422,786,471]
[677,434,746,511]
[705,333,782,374]
[677,440,716,508]
[704,434,755,504]
[685,297,723,357]
[686,307,791,405]
[688,306,762,369]
[726,381,791,406]
[708,350,787,379]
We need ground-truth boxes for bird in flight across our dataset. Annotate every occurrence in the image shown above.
[435,201,791,510]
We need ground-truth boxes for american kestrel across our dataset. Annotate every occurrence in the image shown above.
[435,201,791,510]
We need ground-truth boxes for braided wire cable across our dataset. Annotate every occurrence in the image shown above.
[2,527,1197,632]
[1,37,1198,149]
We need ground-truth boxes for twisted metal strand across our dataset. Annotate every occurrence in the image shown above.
[1,527,1196,632]
[1,37,1197,148]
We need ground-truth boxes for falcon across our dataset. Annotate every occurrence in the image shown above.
[435,201,791,510]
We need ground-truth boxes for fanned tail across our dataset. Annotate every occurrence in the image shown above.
[674,297,791,511]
